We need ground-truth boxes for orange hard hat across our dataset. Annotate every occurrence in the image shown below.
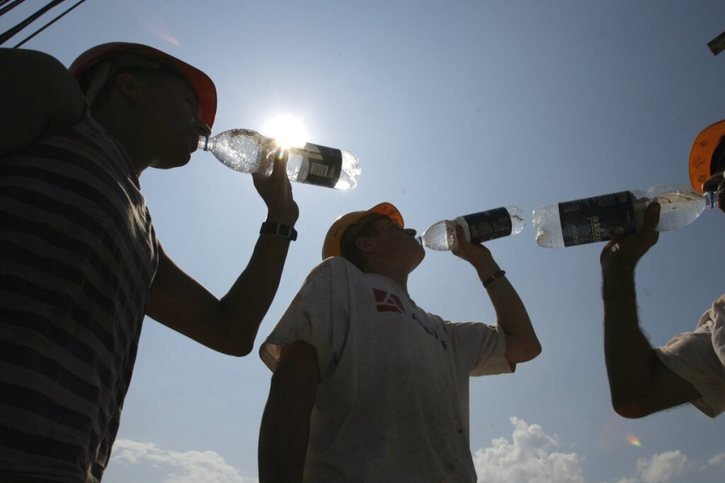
[69,42,217,128]
[689,119,725,192]
[322,202,404,260]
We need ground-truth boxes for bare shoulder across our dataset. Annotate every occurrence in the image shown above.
[0,48,85,155]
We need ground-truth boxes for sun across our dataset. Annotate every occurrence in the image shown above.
[261,114,309,150]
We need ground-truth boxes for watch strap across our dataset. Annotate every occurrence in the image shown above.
[483,269,506,288]
[260,221,298,241]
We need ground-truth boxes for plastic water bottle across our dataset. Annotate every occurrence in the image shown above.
[198,129,361,190]
[419,207,525,251]
[533,185,712,248]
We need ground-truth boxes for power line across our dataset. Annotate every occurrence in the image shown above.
[13,0,87,48]
[0,0,18,10]
[0,0,28,18]
[0,0,66,46]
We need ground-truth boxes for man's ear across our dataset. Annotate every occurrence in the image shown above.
[355,236,375,254]
[114,72,143,103]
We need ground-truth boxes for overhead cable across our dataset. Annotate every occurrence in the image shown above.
[13,0,87,48]
[0,0,66,46]
[0,0,28,18]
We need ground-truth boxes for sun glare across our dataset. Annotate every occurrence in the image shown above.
[261,114,309,149]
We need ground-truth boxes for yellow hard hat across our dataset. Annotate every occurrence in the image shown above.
[322,202,404,260]
[689,119,725,192]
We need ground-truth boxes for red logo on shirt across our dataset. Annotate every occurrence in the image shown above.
[373,288,405,313]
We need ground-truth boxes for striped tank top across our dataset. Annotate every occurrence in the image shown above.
[0,112,159,482]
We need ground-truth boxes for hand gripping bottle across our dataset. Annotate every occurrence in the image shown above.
[419,207,525,251]
[533,185,711,248]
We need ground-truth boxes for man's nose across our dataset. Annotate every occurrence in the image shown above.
[404,228,417,237]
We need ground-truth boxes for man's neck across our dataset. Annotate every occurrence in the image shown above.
[364,263,410,293]
[93,107,149,177]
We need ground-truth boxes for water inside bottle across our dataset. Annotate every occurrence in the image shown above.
[652,190,707,231]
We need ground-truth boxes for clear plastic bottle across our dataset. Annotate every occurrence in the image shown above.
[198,129,361,190]
[533,185,712,248]
[419,206,525,251]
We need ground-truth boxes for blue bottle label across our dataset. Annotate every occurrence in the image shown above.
[558,191,636,247]
[302,143,342,188]
[462,207,512,243]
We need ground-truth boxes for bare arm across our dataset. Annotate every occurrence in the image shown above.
[452,226,541,365]
[0,48,85,155]
[146,153,299,356]
[601,202,701,418]
[259,340,320,483]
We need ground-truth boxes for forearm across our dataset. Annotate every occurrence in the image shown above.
[216,233,293,352]
[147,234,293,356]
[259,342,318,483]
[258,384,311,482]
[473,260,540,363]
[602,264,659,416]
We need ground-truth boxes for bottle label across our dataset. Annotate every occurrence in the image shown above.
[558,191,636,246]
[462,208,512,243]
[300,143,342,188]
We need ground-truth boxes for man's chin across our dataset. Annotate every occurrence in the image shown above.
[410,249,426,271]
[152,154,191,170]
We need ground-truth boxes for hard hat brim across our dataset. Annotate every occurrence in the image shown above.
[322,202,403,260]
[69,42,217,129]
[689,119,725,192]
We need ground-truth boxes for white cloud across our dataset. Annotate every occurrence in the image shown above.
[108,434,722,483]
[701,452,725,470]
[472,417,585,483]
[614,450,688,483]
[110,439,257,483]
[636,451,686,483]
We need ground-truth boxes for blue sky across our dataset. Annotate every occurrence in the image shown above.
[3,1,724,482]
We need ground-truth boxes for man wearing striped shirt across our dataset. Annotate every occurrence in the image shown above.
[0,43,299,482]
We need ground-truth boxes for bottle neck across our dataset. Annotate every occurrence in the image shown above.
[705,190,717,209]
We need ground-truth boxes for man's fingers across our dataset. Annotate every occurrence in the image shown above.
[271,149,290,176]
[642,202,661,232]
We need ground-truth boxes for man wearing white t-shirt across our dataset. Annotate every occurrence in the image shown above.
[601,121,725,419]
[258,202,541,482]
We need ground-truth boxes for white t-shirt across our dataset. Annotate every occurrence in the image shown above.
[655,294,725,417]
[260,257,512,482]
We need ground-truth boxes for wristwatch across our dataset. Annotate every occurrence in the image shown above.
[260,221,298,241]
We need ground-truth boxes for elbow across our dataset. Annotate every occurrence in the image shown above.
[213,333,255,357]
[502,322,541,364]
[507,339,542,364]
[612,399,649,419]
[212,315,259,357]
[528,339,542,359]
[522,342,542,363]
[607,374,660,419]
[223,340,254,357]
[226,346,253,358]
[610,389,657,419]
